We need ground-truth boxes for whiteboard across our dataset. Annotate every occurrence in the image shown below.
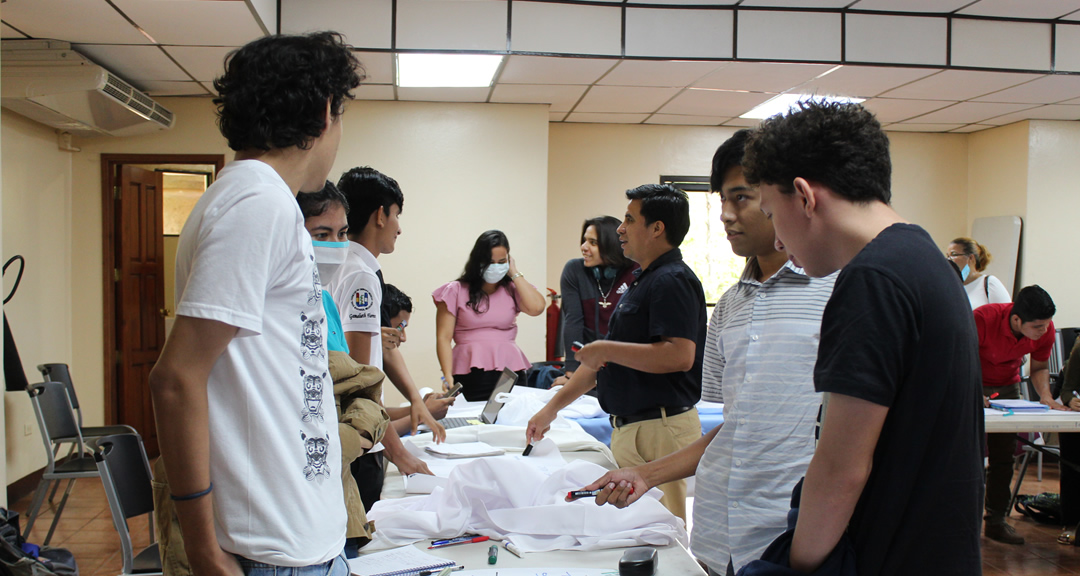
[971,216,1023,297]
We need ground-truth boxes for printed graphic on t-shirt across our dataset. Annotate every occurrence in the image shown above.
[301,430,331,482]
[307,256,322,307]
[300,312,325,360]
[300,368,325,423]
[349,288,377,320]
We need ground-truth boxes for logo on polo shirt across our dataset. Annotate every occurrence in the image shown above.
[352,288,373,311]
[616,283,629,294]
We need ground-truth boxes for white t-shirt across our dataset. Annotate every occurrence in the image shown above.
[174,160,345,566]
[965,274,1011,310]
[328,242,383,369]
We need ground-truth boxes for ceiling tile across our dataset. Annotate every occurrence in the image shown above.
[723,117,763,127]
[74,44,190,84]
[280,0,392,49]
[1,0,150,44]
[846,14,946,67]
[738,10,841,62]
[949,124,996,133]
[982,104,1080,125]
[862,98,955,122]
[645,114,728,125]
[958,0,1080,19]
[511,3,621,56]
[164,46,235,83]
[798,66,940,99]
[550,111,568,122]
[353,85,396,101]
[627,0,734,4]
[112,0,263,46]
[740,0,850,6]
[847,0,974,11]
[907,101,1039,123]
[1063,10,1080,20]
[952,19,1051,71]
[140,81,210,97]
[659,89,774,116]
[575,86,681,114]
[598,61,723,88]
[396,0,507,51]
[490,84,586,112]
[625,8,733,59]
[498,56,617,85]
[693,62,833,93]
[2,23,29,39]
[355,52,394,85]
[884,123,965,132]
[973,75,1080,103]
[200,82,218,96]
[878,70,1041,100]
[1055,24,1080,72]
[396,87,490,102]
[565,113,649,124]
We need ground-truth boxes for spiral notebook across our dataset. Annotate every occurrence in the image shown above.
[348,545,457,576]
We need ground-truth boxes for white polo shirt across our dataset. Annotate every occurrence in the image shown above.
[328,242,383,369]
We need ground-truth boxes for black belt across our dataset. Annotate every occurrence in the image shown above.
[609,405,693,428]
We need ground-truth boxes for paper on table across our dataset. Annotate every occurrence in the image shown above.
[425,442,505,458]
[348,545,455,576]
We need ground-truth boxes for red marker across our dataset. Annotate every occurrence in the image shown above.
[989,392,1000,400]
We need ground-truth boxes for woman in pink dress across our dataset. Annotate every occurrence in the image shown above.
[433,230,546,401]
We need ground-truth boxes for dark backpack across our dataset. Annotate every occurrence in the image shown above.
[0,510,78,576]
[1014,492,1063,525]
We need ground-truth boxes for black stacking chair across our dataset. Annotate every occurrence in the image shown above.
[95,433,162,576]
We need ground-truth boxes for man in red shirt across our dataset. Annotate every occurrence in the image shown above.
[975,284,1062,545]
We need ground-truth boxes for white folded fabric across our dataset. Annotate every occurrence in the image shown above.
[367,459,687,552]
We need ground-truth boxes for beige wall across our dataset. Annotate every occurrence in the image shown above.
[887,132,969,248]
[967,122,1030,231]
[1025,120,1080,327]
[2,109,75,484]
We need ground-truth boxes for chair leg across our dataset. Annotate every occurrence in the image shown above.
[1038,451,1044,482]
[1010,451,1033,515]
[42,478,77,546]
[22,477,51,540]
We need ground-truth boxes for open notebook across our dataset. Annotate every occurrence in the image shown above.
[348,545,456,576]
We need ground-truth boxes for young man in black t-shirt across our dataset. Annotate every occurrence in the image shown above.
[743,102,984,576]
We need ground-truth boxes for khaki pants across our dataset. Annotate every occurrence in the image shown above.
[611,407,701,523]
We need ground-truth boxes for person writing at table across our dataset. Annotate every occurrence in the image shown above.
[434,230,546,401]
[554,216,637,387]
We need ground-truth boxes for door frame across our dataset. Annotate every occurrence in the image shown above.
[101,153,225,424]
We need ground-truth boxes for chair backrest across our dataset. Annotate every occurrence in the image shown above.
[95,433,155,574]
[37,364,82,424]
[27,382,84,468]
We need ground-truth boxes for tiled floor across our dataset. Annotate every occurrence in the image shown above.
[7,460,1080,575]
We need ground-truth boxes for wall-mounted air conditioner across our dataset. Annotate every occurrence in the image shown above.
[1,39,175,138]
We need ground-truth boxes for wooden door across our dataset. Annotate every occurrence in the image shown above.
[114,166,165,456]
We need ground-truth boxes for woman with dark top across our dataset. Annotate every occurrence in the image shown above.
[433,230,546,401]
[553,216,638,387]
[1059,338,1080,544]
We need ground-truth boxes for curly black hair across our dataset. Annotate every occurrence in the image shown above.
[213,31,364,152]
[743,101,892,204]
[710,129,752,192]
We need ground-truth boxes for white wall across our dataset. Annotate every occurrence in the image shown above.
[2,109,75,485]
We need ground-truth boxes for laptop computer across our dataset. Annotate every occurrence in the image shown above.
[438,368,518,429]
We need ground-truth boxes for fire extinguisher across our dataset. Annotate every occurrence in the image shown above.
[546,288,562,362]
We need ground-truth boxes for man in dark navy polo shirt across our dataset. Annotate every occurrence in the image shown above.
[527,183,706,521]
[975,284,1061,545]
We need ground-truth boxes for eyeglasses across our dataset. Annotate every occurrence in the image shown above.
[945,252,969,260]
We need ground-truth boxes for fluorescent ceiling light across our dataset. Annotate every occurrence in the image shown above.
[396,54,504,88]
[740,93,865,120]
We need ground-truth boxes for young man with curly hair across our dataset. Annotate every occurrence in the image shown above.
[149,32,362,576]
[745,101,983,575]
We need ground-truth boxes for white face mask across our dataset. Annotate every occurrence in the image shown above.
[483,262,510,284]
[312,240,348,284]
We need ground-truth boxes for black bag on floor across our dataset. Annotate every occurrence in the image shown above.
[0,507,77,576]
[1015,492,1063,525]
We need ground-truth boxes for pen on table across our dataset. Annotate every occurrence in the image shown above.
[419,567,464,576]
[488,544,499,565]
[502,541,523,558]
[429,535,490,549]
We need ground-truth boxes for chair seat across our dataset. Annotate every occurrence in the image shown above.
[49,456,100,476]
[82,425,137,438]
[132,542,163,574]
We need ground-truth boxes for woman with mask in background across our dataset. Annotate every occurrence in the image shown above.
[947,236,1011,309]
[433,230,546,401]
[553,216,637,388]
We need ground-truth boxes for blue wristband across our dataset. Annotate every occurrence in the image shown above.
[170,482,213,501]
